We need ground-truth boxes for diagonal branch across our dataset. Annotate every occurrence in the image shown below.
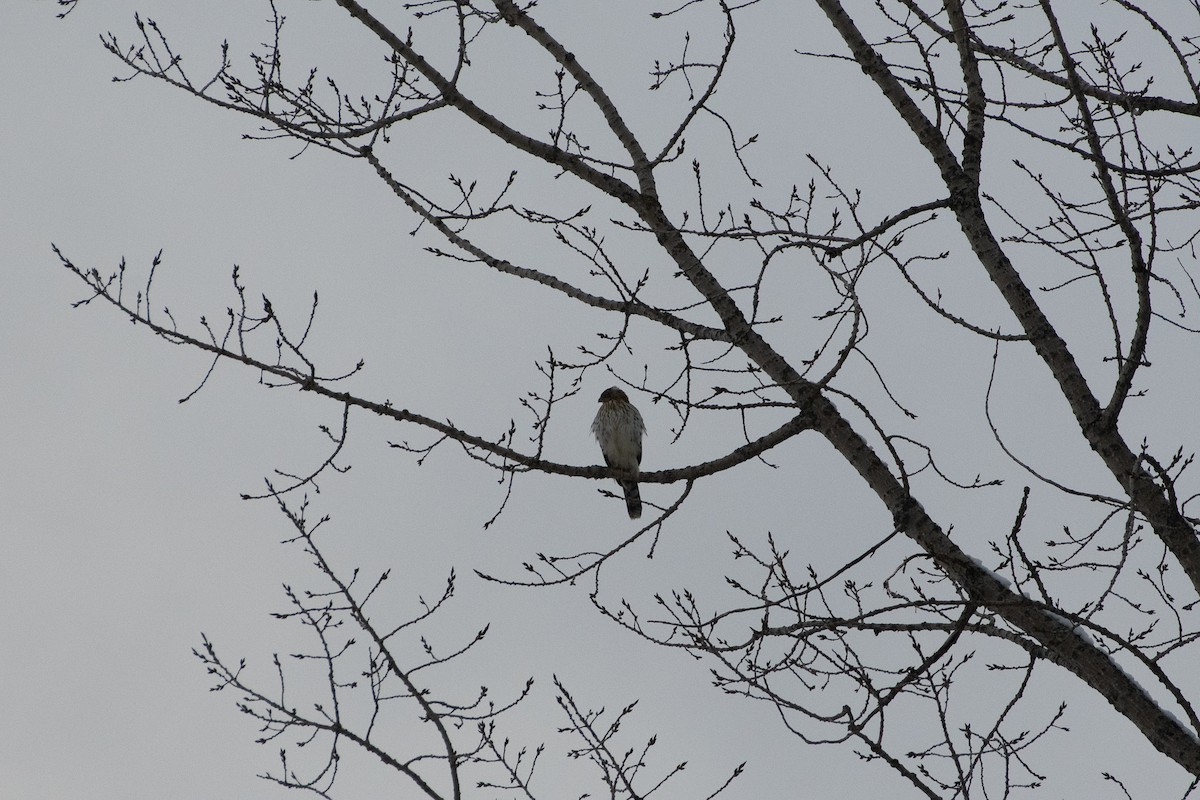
[55,244,809,488]
[332,0,644,206]
[815,0,1200,601]
[899,0,1200,116]
[1038,0,1152,429]
[361,148,730,343]
[803,0,1200,775]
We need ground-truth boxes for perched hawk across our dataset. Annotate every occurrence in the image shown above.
[591,386,646,519]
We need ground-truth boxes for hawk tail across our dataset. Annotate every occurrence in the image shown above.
[621,480,642,519]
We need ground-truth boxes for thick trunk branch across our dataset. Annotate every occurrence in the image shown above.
[812,0,1200,772]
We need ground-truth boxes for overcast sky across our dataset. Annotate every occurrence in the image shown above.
[5,2,1200,799]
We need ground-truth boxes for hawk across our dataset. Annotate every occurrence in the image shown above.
[591,386,646,519]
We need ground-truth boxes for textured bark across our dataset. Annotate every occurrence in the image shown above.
[809,0,1200,773]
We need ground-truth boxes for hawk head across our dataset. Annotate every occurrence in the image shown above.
[598,386,629,403]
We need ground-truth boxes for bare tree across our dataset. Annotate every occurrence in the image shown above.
[54,0,1200,797]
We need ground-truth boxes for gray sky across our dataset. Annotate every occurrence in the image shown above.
[5,2,1200,798]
